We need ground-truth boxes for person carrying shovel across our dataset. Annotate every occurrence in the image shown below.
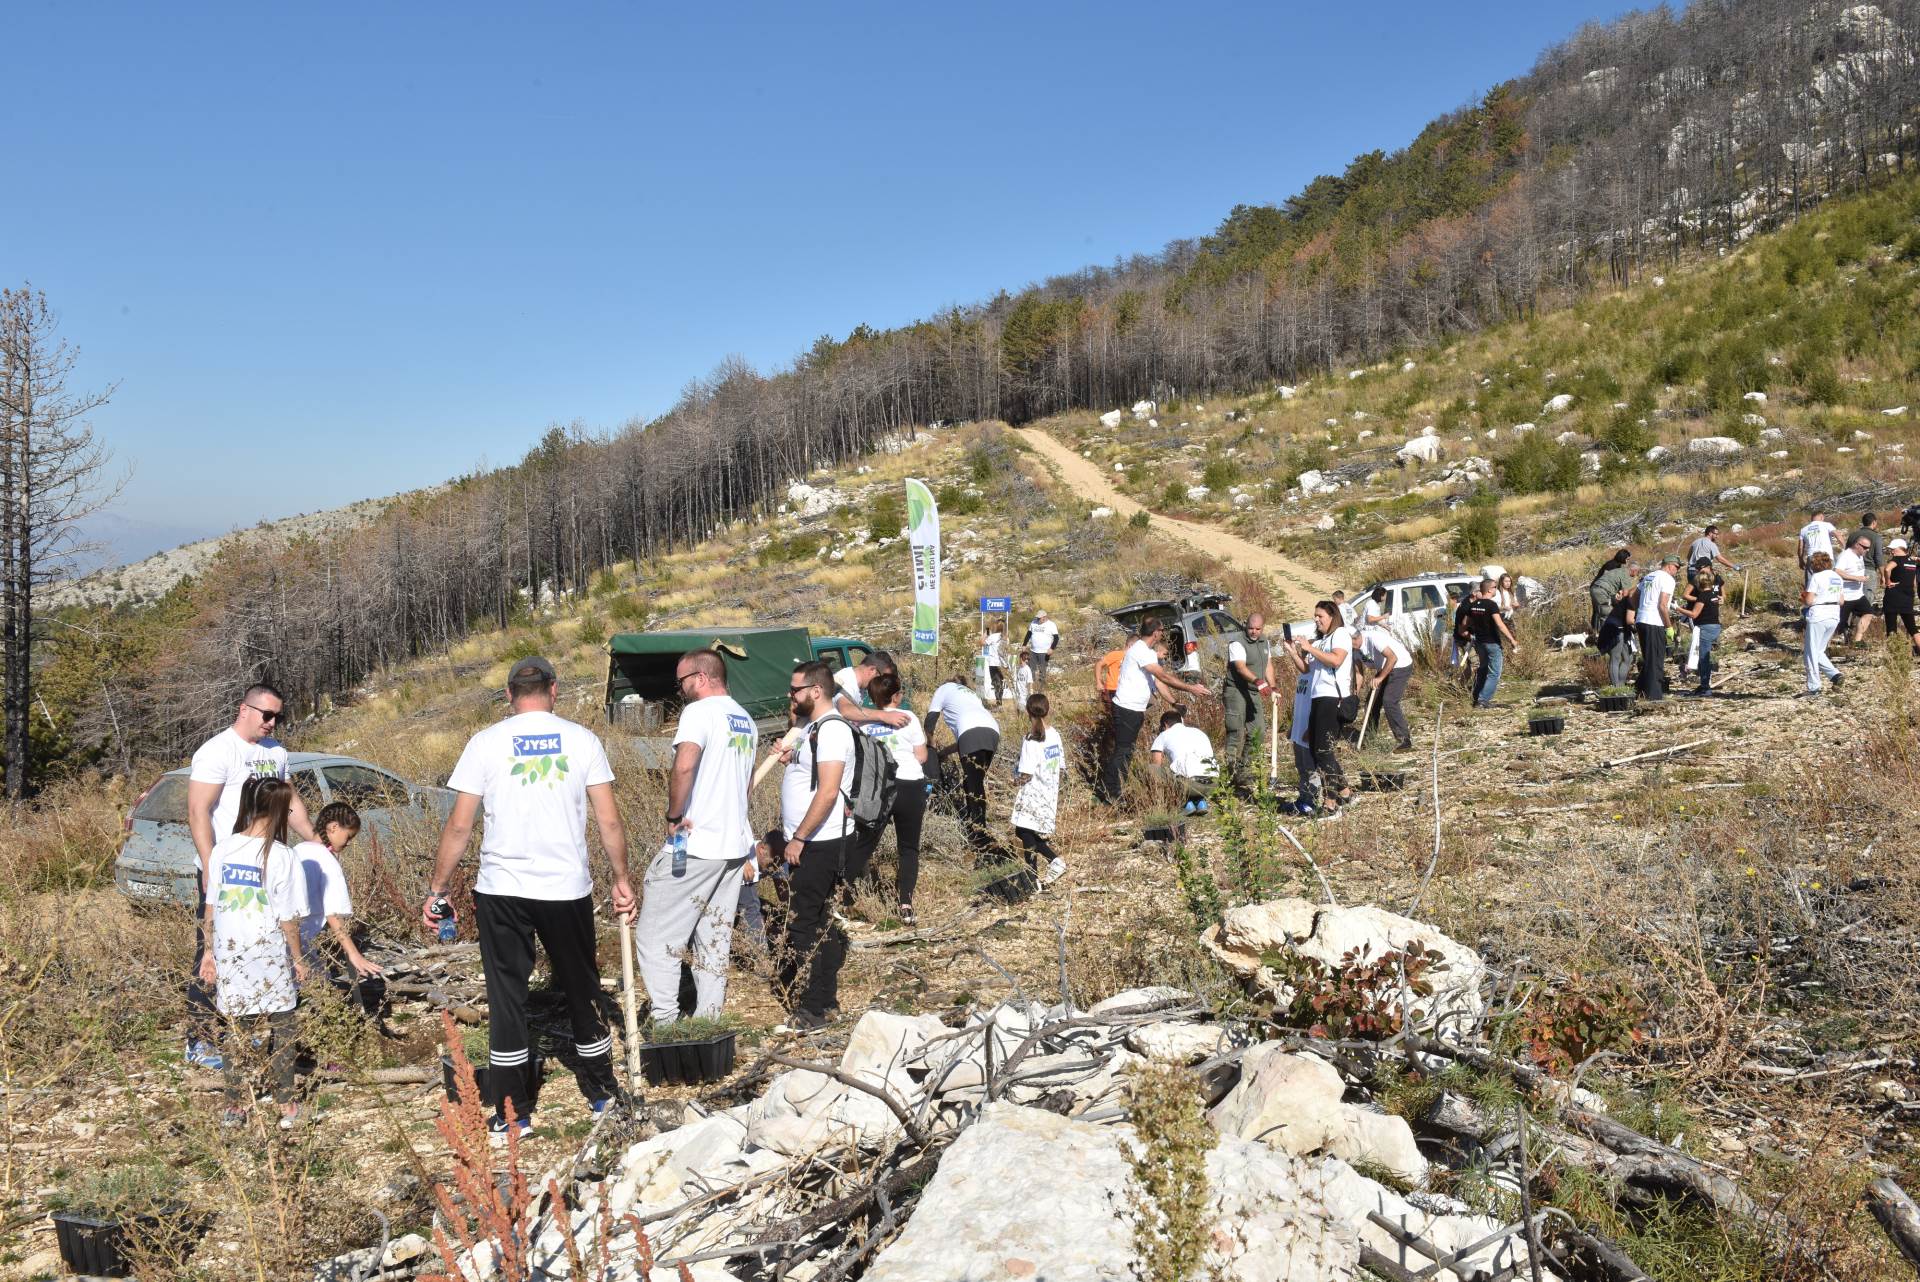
[425,656,636,1144]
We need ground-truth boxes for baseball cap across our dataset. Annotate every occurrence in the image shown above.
[508,656,557,684]
[1035,608,1048,617]
[1660,555,1681,567]
[1891,538,1909,550]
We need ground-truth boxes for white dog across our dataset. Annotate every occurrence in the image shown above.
[1555,632,1590,650]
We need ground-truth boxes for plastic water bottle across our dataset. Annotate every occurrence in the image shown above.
[669,827,689,877]
[429,896,457,942]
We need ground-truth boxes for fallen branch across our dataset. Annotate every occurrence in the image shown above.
[1407,702,1446,916]
[1590,737,1715,772]
[1867,1178,1920,1276]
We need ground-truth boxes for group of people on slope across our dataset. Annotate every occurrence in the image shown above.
[976,609,1059,707]
[1797,507,1918,695]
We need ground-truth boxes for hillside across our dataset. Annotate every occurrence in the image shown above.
[6,175,1920,1279]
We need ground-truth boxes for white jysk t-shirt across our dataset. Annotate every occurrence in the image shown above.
[982,633,1004,667]
[672,695,757,861]
[293,841,353,957]
[1113,639,1159,712]
[1013,663,1033,706]
[926,682,998,740]
[1805,569,1844,624]
[1637,569,1676,622]
[1360,626,1413,672]
[1307,627,1355,700]
[861,708,927,782]
[1027,619,1059,654]
[782,714,856,842]
[209,832,308,1016]
[1150,724,1218,779]
[833,667,864,707]
[1010,728,1065,836]
[446,710,615,901]
[1800,521,1839,561]
[1836,549,1867,601]
[190,729,290,844]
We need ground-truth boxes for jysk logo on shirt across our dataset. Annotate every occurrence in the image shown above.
[246,758,282,779]
[510,733,570,786]
[218,862,267,912]
[726,714,754,754]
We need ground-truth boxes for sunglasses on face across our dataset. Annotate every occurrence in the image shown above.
[246,704,282,723]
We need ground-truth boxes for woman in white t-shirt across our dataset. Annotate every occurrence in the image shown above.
[1287,601,1353,817]
[294,801,385,1016]
[857,671,931,924]
[200,777,309,1128]
[1801,551,1844,695]
[926,675,1003,860]
[1010,694,1066,886]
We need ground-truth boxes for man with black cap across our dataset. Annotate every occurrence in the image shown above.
[426,656,635,1142]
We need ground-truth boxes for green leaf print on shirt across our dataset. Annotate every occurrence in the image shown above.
[513,753,570,786]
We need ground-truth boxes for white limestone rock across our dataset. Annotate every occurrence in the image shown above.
[1209,1045,1428,1187]
[1397,436,1443,464]
[1743,391,1767,404]
[1510,422,1536,435]
[1277,384,1297,399]
[1126,1020,1231,1063]
[1742,413,1767,427]
[1688,436,1744,455]
[1099,409,1124,429]
[1088,506,1114,519]
[1720,485,1764,500]
[864,1103,1357,1282]
[1186,485,1211,501]
[1644,445,1670,461]
[1544,393,1574,413]
[1132,399,1156,419]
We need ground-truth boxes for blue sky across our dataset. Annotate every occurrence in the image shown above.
[5,0,1635,567]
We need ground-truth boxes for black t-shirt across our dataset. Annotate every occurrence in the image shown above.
[1692,581,1723,627]
[1887,556,1920,604]
[1460,596,1502,643]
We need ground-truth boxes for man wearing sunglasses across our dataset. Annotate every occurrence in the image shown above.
[184,683,316,1068]
[772,661,858,1031]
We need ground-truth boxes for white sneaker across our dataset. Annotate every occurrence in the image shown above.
[1041,857,1067,886]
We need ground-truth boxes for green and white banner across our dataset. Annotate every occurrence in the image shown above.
[905,478,941,655]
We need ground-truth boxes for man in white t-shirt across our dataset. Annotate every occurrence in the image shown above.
[773,660,858,1030]
[1023,610,1060,684]
[832,650,910,730]
[1631,556,1678,702]
[1799,509,1840,570]
[1100,617,1208,805]
[635,650,757,1025]
[1356,624,1416,751]
[1149,709,1217,806]
[426,657,633,1138]
[1835,533,1876,646]
[182,682,316,1069]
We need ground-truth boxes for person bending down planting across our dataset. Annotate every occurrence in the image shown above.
[200,776,309,1129]
[293,801,385,1021]
[425,656,635,1144]
[1100,616,1209,805]
[636,649,756,1026]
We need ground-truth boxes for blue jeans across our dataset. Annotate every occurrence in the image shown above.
[1472,641,1503,707]
[1695,623,1722,690]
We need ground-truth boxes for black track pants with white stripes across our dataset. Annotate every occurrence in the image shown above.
[475,891,619,1120]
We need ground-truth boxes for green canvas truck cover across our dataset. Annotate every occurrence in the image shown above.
[605,627,813,724]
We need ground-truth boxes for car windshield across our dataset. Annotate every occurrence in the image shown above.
[134,775,192,823]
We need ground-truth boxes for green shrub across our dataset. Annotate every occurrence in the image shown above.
[575,613,607,648]
[935,484,983,515]
[1597,408,1653,457]
[1498,433,1582,494]
[1161,481,1187,508]
[1451,489,1500,560]
[968,447,994,484]
[609,594,647,626]
[757,531,827,565]
[1284,441,1330,486]
[1201,456,1241,490]
[591,570,622,597]
[1128,510,1152,529]
[865,489,906,537]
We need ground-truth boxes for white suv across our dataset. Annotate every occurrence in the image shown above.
[1285,571,1479,652]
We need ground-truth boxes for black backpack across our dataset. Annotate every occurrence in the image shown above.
[807,714,898,841]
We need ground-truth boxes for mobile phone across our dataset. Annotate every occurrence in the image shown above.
[1282,622,1294,644]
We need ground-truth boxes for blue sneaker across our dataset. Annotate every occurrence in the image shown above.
[1195,799,1209,815]
[186,1039,226,1071]
[1181,800,1198,816]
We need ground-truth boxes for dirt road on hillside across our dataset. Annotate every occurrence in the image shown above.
[1016,428,1336,615]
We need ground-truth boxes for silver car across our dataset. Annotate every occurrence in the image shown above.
[1284,572,1480,652]
[115,752,455,908]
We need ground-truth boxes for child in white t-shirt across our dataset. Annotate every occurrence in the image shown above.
[293,802,385,1016]
[1010,694,1066,886]
[1013,649,1034,709]
[201,777,309,1128]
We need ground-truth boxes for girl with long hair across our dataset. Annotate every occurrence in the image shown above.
[199,776,309,1127]
[1285,600,1354,818]
[1010,693,1065,885]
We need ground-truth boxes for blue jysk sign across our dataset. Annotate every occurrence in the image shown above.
[513,734,563,757]
[979,596,1012,612]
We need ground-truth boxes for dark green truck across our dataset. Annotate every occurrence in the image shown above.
[604,627,879,767]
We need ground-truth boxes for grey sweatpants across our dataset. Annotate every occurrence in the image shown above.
[635,849,745,1025]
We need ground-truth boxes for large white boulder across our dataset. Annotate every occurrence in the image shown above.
[1210,1045,1428,1187]
[1743,391,1767,404]
[841,1009,949,1080]
[1277,384,1297,399]
[1689,436,1744,455]
[1203,899,1489,1035]
[1543,393,1574,413]
[1645,444,1671,461]
[1187,485,1212,501]
[1741,413,1767,427]
[1127,1021,1232,1063]
[1720,485,1764,501]
[1885,406,1910,416]
[1132,399,1156,419]
[865,1103,1357,1282]
[1510,422,1536,435]
[1099,409,1124,428]
[1397,436,1443,464]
